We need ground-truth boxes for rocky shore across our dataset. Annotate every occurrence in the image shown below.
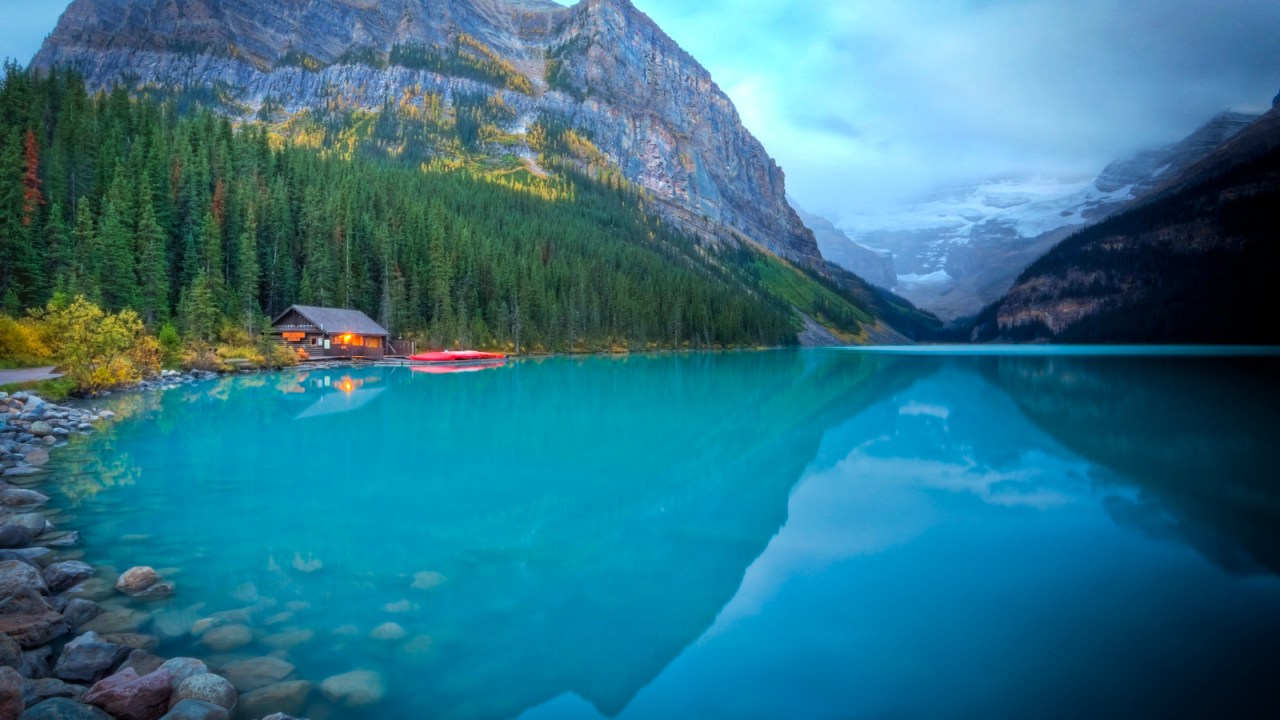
[1,372,370,720]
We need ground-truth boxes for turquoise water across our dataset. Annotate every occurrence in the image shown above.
[41,349,1280,719]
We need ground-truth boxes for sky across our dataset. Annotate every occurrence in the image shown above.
[3,0,1279,223]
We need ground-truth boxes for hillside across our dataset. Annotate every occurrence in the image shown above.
[971,102,1280,344]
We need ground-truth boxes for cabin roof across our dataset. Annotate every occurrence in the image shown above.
[271,305,390,337]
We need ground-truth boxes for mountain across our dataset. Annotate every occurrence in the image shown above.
[843,112,1260,321]
[791,203,896,289]
[31,0,823,268]
[971,100,1280,344]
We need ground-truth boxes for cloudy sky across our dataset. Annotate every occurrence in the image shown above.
[3,0,1278,223]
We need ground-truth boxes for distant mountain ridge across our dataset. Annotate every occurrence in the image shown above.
[32,0,824,267]
[972,101,1280,344]
[790,203,896,289]
[843,111,1261,321]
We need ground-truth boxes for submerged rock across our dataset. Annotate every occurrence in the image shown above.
[44,562,96,593]
[159,699,230,720]
[122,649,166,676]
[21,677,88,706]
[81,608,150,635]
[83,667,173,720]
[368,622,406,641]
[237,681,310,719]
[261,629,313,651]
[319,670,385,707]
[220,656,294,693]
[199,624,252,653]
[115,567,161,597]
[0,488,49,507]
[61,599,102,629]
[157,658,208,691]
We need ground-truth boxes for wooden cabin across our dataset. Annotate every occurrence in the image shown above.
[270,305,390,360]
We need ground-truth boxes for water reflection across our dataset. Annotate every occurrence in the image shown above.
[983,354,1280,576]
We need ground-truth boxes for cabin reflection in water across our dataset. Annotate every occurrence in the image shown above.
[278,371,388,419]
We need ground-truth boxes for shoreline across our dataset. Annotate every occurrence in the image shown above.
[1,375,307,720]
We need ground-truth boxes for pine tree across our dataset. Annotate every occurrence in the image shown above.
[235,207,261,334]
[135,176,170,324]
[96,167,139,310]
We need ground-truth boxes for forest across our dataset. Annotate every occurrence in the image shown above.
[0,63,852,356]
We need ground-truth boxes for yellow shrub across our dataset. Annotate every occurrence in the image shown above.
[0,315,52,365]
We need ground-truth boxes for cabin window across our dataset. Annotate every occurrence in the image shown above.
[310,337,322,347]
[282,332,305,343]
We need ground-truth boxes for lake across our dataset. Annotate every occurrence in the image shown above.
[42,348,1280,719]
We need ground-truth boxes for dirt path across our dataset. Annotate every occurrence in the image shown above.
[0,366,62,385]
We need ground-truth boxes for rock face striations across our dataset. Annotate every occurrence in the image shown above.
[32,0,823,266]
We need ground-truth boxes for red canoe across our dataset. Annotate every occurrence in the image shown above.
[411,360,507,375]
[410,350,508,363]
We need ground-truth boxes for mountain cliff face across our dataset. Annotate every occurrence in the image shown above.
[971,106,1280,344]
[32,0,822,266]
[843,112,1260,321]
[791,203,896,289]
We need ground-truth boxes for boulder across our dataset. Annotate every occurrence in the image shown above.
[0,632,20,669]
[53,632,132,684]
[170,673,237,713]
[0,522,36,553]
[0,560,48,596]
[319,670,385,707]
[10,547,53,568]
[0,666,23,719]
[237,681,310,719]
[18,645,52,679]
[219,656,294,693]
[130,581,175,602]
[81,608,150,635]
[21,677,87,707]
[199,624,251,653]
[122,649,166,676]
[0,488,48,507]
[61,599,101,630]
[6,513,51,535]
[83,667,173,720]
[157,658,207,691]
[20,697,115,719]
[44,562,96,593]
[64,579,115,603]
[158,699,230,720]
[0,611,70,648]
[27,422,53,438]
[0,587,53,615]
[115,567,160,597]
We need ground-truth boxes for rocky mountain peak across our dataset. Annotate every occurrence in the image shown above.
[33,0,824,268]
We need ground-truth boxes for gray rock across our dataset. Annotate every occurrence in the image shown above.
[63,578,115,602]
[129,581,175,602]
[20,697,115,719]
[6,513,52,536]
[24,448,49,467]
[44,562,96,593]
[61,599,102,629]
[81,608,150,635]
[318,670,384,707]
[122,649,166,676]
[1,467,46,479]
[27,422,53,438]
[219,656,294,693]
[157,658,207,691]
[45,532,80,548]
[0,559,47,596]
[237,681,310,719]
[19,645,53,679]
[53,632,132,684]
[22,677,87,707]
[170,673,237,713]
[101,634,159,652]
[0,666,21,719]
[0,587,53,615]
[0,524,37,549]
[0,488,49,507]
[0,612,69,649]
[159,699,230,720]
[0,632,20,670]
[11,547,54,567]
[198,624,251,653]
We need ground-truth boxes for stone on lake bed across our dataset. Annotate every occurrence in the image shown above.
[24,448,49,466]
[261,628,314,651]
[237,680,311,718]
[81,608,151,635]
[22,676,88,707]
[262,611,293,626]
[102,633,160,652]
[159,699,230,720]
[199,624,253,652]
[83,667,173,720]
[170,673,237,713]
[21,697,115,719]
[189,618,225,637]
[115,567,161,597]
[65,578,116,602]
[219,656,295,692]
[62,599,102,629]
[319,670,385,707]
[122,649,167,676]
[332,625,359,637]
[383,599,418,613]
[411,571,447,590]
[369,622,406,641]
